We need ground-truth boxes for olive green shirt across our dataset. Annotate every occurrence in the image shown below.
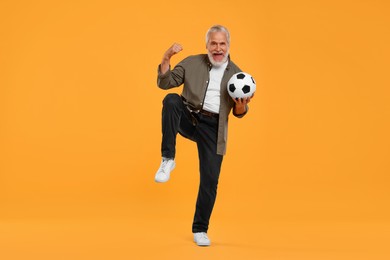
[157,54,248,155]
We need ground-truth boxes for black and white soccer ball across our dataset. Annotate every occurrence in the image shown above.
[227,72,256,99]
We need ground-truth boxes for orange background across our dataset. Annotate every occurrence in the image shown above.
[1,0,389,259]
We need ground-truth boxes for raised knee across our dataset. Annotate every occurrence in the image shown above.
[163,93,181,107]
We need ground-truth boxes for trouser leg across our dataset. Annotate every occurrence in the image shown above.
[161,93,195,159]
[192,114,223,233]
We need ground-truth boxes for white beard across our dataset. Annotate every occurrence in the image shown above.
[208,51,229,67]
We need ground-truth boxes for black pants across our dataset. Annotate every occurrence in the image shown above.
[161,93,223,233]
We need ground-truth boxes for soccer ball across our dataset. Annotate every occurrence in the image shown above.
[227,72,256,99]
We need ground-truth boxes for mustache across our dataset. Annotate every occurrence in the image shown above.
[207,51,229,66]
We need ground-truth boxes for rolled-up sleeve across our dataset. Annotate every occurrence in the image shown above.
[233,104,249,118]
[157,62,185,90]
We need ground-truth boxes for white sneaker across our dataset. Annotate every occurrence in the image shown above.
[193,232,211,246]
[154,158,175,183]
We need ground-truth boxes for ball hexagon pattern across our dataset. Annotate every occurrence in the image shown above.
[227,72,256,99]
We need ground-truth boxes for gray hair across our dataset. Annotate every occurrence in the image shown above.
[205,25,230,46]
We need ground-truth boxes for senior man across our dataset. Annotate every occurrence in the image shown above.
[154,25,253,246]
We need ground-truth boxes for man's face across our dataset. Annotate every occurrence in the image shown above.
[207,31,229,67]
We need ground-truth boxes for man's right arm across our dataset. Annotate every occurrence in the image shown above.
[157,43,184,89]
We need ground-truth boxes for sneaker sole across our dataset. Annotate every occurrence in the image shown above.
[194,241,210,246]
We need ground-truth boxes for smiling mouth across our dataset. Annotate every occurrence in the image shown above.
[212,53,224,59]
